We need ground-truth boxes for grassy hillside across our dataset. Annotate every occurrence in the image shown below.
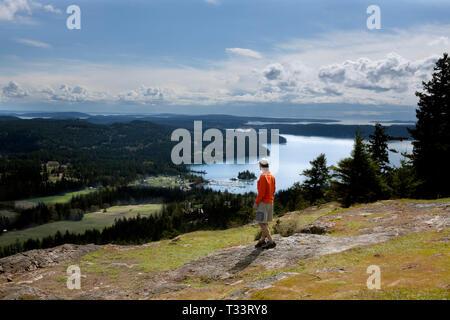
[0,199,448,300]
[248,230,449,300]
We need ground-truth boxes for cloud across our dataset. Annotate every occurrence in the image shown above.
[318,53,438,93]
[428,36,449,46]
[16,38,51,48]
[39,84,109,103]
[0,0,61,22]
[42,4,61,14]
[2,81,28,98]
[226,48,262,59]
[263,63,284,80]
[0,0,31,21]
[118,86,171,104]
[260,61,314,93]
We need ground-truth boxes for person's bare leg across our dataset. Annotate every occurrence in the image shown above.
[259,223,267,239]
[263,223,272,242]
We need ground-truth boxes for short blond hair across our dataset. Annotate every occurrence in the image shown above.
[259,158,269,167]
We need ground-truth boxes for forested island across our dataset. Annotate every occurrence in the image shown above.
[237,170,257,180]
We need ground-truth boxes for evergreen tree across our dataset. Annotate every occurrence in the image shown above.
[390,159,421,199]
[331,132,385,207]
[369,123,391,173]
[301,153,330,203]
[409,53,450,198]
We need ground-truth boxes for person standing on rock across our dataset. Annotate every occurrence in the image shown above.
[253,158,276,249]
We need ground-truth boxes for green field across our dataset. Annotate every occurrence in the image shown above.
[0,203,162,247]
[27,189,98,205]
[0,210,18,220]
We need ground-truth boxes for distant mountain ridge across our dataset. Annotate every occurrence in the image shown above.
[0,112,415,139]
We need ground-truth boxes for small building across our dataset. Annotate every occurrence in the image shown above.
[46,161,60,168]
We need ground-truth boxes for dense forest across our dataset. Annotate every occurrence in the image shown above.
[0,119,186,200]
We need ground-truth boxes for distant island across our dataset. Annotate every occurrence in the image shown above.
[237,170,257,180]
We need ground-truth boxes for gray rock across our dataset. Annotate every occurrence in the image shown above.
[0,244,103,275]
[74,289,126,300]
[0,285,61,300]
[316,267,346,273]
[299,222,333,235]
[171,232,395,283]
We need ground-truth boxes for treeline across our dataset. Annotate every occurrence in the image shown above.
[5,185,248,231]
[276,53,450,211]
[0,187,255,258]
[0,160,84,201]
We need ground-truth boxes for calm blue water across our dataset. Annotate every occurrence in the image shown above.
[190,135,413,194]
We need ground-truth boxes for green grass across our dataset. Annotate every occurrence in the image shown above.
[249,230,450,300]
[0,204,162,247]
[82,225,260,274]
[27,189,98,205]
[398,198,450,203]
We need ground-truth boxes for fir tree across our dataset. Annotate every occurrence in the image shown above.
[409,53,450,198]
[301,153,330,203]
[369,123,391,173]
[332,132,385,207]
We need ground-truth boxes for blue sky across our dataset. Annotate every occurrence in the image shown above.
[1,0,449,118]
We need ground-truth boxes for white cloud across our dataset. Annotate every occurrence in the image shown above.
[2,81,28,98]
[16,38,51,48]
[40,84,109,103]
[0,0,60,22]
[428,36,449,46]
[226,48,262,59]
[42,4,60,14]
[0,0,31,21]
[118,86,170,104]
[318,53,438,93]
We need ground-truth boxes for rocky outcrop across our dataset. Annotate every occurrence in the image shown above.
[0,244,102,275]
[0,285,62,300]
[299,222,334,235]
[170,232,396,282]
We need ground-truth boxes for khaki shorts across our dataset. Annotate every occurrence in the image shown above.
[255,202,273,224]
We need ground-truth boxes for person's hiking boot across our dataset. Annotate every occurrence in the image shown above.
[255,239,266,248]
[262,241,276,250]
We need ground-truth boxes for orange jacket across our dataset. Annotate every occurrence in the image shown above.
[255,172,276,204]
